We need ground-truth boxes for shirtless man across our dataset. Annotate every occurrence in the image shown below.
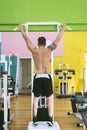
[19,24,67,126]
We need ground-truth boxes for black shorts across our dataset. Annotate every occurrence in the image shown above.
[33,74,53,97]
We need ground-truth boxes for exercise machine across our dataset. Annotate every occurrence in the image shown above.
[55,62,75,97]
[0,56,13,130]
[8,53,19,95]
[67,92,87,127]
[14,21,71,130]
[16,22,63,130]
[75,52,87,130]
[27,22,60,130]
[80,111,87,130]
[27,95,60,130]
[0,72,9,130]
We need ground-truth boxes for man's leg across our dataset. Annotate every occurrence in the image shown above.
[33,96,40,125]
[47,94,53,117]
[47,94,53,126]
[33,96,40,116]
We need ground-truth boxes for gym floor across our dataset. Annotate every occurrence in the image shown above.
[8,94,83,130]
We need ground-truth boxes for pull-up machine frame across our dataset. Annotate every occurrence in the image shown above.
[25,22,60,130]
[14,22,71,130]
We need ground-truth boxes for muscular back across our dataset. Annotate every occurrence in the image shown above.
[32,47,52,74]
[19,24,66,74]
[19,23,66,74]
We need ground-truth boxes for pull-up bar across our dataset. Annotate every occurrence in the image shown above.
[25,22,60,25]
[13,22,72,31]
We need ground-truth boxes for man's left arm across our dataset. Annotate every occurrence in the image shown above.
[47,24,67,51]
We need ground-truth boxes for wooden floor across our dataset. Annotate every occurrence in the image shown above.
[8,95,83,130]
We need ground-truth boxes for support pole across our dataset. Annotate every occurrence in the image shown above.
[3,72,8,130]
[84,52,87,91]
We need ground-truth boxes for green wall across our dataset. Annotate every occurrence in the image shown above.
[0,0,87,31]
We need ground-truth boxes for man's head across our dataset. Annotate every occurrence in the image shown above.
[38,37,46,47]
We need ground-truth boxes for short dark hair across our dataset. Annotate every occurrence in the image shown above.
[38,37,46,46]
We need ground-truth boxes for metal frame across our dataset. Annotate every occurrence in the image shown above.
[16,22,63,130]
[13,22,72,31]
[3,73,8,130]
[0,72,9,130]
[14,22,69,121]
[84,52,87,92]
[23,22,60,120]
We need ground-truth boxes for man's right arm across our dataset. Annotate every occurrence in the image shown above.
[19,24,36,52]
[47,24,67,51]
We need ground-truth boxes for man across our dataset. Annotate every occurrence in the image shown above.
[19,23,67,126]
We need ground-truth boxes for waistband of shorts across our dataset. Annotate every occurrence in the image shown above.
[34,73,51,79]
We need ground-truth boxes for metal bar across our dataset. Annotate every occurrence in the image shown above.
[3,73,8,130]
[25,22,60,26]
[13,22,72,31]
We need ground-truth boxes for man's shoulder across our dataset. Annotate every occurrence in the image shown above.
[32,47,51,53]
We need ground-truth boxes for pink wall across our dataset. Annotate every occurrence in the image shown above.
[1,32,64,57]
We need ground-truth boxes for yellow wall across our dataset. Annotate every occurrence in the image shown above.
[53,32,87,94]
